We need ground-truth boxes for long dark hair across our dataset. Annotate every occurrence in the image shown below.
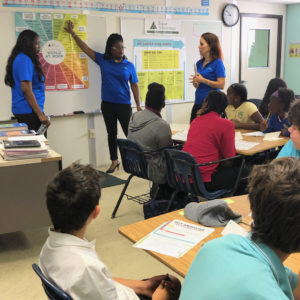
[201,32,223,61]
[5,30,44,87]
[263,78,287,104]
[103,33,126,60]
[200,90,228,116]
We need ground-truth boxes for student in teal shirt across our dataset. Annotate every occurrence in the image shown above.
[278,99,300,158]
[180,158,300,300]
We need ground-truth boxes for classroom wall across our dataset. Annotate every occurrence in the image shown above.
[284,3,300,95]
[0,0,286,168]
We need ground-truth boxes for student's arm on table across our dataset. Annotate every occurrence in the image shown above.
[114,274,180,299]
[21,81,50,127]
[64,20,96,61]
[233,111,264,130]
[293,271,300,300]
[130,82,142,111]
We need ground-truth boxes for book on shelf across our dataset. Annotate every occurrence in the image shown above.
[0,123,28,132]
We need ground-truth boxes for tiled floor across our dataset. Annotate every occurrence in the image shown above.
[0,166,183,300]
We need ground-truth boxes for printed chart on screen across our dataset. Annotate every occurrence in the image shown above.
[15,12,89,91]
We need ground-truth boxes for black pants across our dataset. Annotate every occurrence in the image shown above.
[190,103,202,123]
[101,101,132,161]
[204,165,238,192]
[14,112,48,137]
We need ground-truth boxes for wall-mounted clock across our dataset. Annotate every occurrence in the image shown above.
[222,4,240,27]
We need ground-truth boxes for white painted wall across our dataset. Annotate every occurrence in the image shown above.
[0,0,286,168]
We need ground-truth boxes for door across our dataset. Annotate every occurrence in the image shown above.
[239,14,282,99]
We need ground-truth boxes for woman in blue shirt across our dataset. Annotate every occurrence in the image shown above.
[190,32,226,123]
[65,21,141,173]
[5,30,50,131]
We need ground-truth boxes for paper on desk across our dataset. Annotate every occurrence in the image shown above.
[134,219,214,258]
[242,131,264,137]
[222,220,248,237]
[235,140,259,150]
[263,131,283,141]
[7,135,47,142]
[172,130,188,142]
[235,131,243,140]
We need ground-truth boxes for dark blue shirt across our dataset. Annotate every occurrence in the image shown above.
[195,58,226,105]
[95,52,138,105]
[264,114,291,137]
[12,53,45,114]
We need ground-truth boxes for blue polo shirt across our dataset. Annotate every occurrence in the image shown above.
[180,234,298,300]
[195,58,226,105]
[277,140,300,158]
[12,52,45,114]
[95,52,138,105]
[264,115,291,137]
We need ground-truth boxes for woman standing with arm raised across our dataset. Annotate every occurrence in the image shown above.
[190,32,226,123]
[5,29,50,132]
[64,21,141,173]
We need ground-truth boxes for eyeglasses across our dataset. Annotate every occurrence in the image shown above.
[111,46,126,50]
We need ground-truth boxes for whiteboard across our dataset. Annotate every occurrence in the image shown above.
[0,11,106,120]
[121,17,222,103]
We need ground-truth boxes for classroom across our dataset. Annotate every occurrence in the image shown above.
[0,0,300,299]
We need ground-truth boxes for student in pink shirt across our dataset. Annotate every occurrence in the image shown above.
[183,90,237,191]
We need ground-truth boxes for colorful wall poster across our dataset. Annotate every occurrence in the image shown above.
[134,38,186,102]
[15,12,89,91]
[289,43,300,58]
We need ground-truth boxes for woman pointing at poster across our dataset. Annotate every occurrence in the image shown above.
[190,32,225,123]
[65,20,141,173]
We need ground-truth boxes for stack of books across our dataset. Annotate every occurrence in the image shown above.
[1,138,49,160]
[0,123,36,140]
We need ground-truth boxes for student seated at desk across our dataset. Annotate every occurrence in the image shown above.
[277,99,300,158]
[128,83,173,194]
[39,163,181,300]
[260,88,295,137]
[183,91,237,191]
[225,83,264,130]
[180,157,300,300]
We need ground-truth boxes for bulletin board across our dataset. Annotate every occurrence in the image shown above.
[0,11,106,120]
[121,17,222,103]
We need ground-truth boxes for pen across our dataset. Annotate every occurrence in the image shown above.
[264,112,271,128]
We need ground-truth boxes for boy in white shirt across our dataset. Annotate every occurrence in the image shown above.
[39,163,180,300]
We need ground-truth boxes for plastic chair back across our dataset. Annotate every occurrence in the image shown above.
[117,139,148,179]
[164,149,230,200]
[248,98,262,109]
[32,264,73,300]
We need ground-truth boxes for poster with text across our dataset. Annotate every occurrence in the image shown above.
[15,12,89,91]
[133,38,186,102]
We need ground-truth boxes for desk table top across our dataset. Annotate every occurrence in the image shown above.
[119,195,300,276]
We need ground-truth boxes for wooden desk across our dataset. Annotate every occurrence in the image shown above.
[0,149,62,234]
[170,124,289,156]
[119,195,300,276]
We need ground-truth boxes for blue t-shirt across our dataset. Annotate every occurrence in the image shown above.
[195,58,226,105]
[264,114,291,137]
[180,234,298,300]
[277,140,300,158]
[95,52,138,105]
[12,53,45,114]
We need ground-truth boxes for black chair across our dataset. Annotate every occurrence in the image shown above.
[112,139,160,218]
[248,98,262,109]
[32,264,73,300]
[164,149,245,212]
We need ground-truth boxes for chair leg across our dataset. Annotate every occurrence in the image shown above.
[151,183,160,201]
[166,190,178,212]
[111,174,134,218]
